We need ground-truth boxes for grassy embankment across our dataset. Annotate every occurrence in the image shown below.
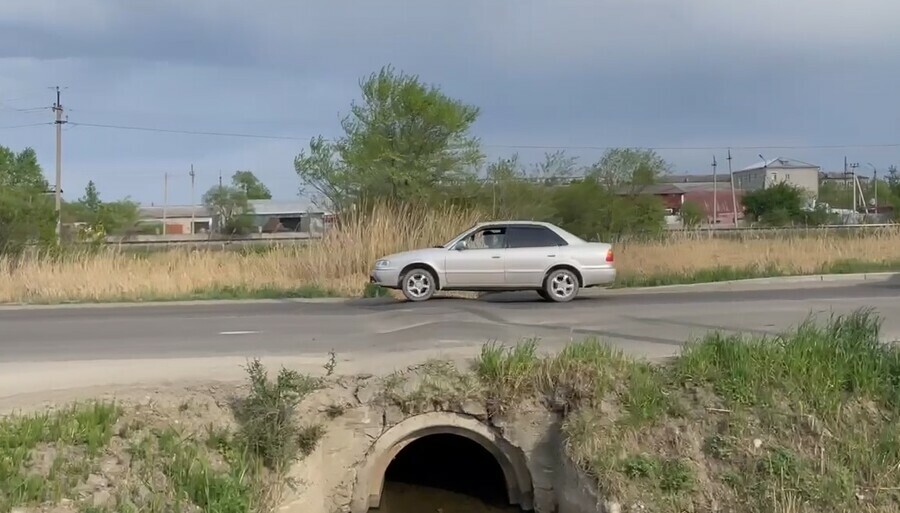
[2,204,900,304]
[0,362,325,513]
[467,308,900,513]
[4,309,897,513]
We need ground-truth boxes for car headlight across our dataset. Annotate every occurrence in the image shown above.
[375,260,390,269]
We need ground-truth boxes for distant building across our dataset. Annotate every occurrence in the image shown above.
[137,205,213,235]
[820,171,870,187]
[620,182,744,227]
[241,199,334,234]
[137,199,334,235]
[659,173,731,187]
[733,157,820,199]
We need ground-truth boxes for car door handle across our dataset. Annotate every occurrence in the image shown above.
[547,254,556,257]
[491,255,501,259]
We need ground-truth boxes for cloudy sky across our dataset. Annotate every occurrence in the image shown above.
[1,0,898,205]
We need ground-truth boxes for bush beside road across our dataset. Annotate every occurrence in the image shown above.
[2,205,900,305]
[2,309,898,513]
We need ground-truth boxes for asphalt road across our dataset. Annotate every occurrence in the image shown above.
[3,280,900,365]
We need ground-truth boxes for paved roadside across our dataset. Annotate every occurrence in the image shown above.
[1,279,898,400]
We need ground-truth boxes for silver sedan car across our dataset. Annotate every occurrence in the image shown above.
[370,221,616,302]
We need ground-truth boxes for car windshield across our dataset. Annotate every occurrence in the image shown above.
[440,225,476,248]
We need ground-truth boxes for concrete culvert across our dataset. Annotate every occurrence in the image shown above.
[352,412,534,513]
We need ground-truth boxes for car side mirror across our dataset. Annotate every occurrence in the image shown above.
[453,240,467,251]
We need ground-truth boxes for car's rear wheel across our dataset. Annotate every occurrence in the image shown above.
[543,268,579,303]
[401,267,436,302]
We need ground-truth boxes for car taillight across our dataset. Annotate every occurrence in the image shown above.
[606,249,614,262]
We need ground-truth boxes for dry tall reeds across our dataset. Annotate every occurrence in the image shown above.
[2,204,899,304]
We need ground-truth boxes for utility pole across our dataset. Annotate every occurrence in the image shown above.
[190,164,196,234]
[844,157,856,213]
[163,172,169,235]
[52,86,67,242]
[218,170,223,188]
[711,155,718,226]
[728,149,738,226]
[850,162,860,213]
[869,163,878,214]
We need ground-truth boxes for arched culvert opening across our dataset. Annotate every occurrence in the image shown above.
[351,412,534,513]
[379,433,513,510]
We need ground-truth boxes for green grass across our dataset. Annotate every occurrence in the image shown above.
[557,308,900,513]
[0,360,325,513]
[0,402,121,512]
[615,258,900,288]
[463,308,900,512]
[236,359,323,471]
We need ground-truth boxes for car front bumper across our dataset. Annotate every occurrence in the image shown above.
[369,268,402,289]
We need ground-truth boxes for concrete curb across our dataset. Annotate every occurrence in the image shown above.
[0,272,896,311]
[0,296,352,311]
[610,272,900,294]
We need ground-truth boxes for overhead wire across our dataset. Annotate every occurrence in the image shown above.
[66,121,900,151]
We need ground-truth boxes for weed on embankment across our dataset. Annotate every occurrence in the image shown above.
[0,359,324,513]
[472,308,900,513]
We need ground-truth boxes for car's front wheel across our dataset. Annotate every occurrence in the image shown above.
[401,267,437,302]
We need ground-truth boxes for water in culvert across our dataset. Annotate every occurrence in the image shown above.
[370,482,525,513]
[367,433,528,513]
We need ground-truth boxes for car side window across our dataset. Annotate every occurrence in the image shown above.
[464,227,507,249]
[507,226,567,248]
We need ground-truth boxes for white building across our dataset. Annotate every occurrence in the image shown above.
[733,157,820,199]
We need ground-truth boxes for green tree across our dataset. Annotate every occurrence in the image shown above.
[887,165,900,202]
[742,182,833,226]
[0,147,48,191]
[479,154,564,220]
[295,66,483,210]
[0,146,55,254]
[680,200,704,228]
[587,148,671,192]
[203,185,255,235]
[231,171,272,200]
[63,181,139,237]
[551,179,665,240]
[80,180,102,213]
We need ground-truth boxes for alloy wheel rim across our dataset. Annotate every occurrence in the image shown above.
[405,273,432,298]
[551,272,576,298]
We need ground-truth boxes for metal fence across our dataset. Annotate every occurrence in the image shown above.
[101,223,899,248]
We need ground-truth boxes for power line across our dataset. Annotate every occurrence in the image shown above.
[0,104,49,113]
[0,122,53,130]
[68,122,307,141]
[67,121,900,151]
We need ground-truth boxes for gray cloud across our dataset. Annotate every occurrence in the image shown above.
[1,0,898,204]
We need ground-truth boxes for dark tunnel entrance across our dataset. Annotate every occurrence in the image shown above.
[370,433,526,512]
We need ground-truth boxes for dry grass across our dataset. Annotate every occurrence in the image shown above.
[2,203,900,304]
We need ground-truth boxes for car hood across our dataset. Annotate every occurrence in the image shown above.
[378,247,446,264]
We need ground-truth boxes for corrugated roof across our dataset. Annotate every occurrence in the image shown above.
[660,173,731,183]
[247,199,330,215]
[138,199,330,219]
[739,157,819,172]
[139,205,212,219]
[619,184,686,195]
